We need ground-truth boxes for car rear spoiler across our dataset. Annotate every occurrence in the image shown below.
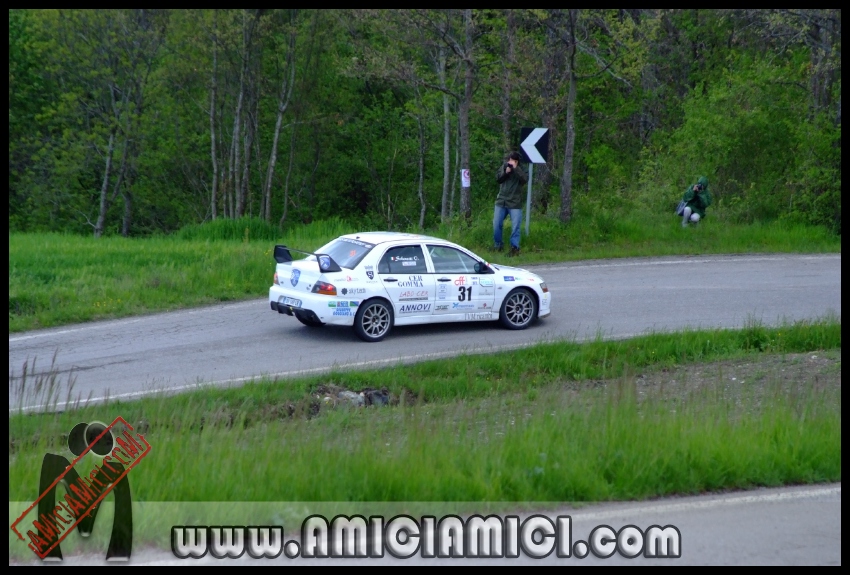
[273,245,342,273]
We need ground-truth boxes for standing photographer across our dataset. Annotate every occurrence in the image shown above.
[681,176,712,227]
[494,151,528,256]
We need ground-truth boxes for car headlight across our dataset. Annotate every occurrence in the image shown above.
[539,282,548,293]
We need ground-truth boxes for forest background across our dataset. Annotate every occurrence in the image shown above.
[8,9,842,238]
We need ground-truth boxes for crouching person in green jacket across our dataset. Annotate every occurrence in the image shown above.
[681,176,712,227]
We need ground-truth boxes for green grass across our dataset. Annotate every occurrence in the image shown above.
[9,318,841,503]
[8,210,840,333]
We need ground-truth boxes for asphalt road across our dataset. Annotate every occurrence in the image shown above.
[9,253,841,411]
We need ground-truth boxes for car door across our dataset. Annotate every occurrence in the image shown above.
[377,245,435,322]
[426,244,496,321]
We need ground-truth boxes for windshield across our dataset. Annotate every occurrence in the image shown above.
[312,237,375,269]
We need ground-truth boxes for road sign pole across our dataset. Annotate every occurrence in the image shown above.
[525,163,533,236]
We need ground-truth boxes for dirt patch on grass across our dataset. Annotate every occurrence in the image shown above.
[545,350,842,411]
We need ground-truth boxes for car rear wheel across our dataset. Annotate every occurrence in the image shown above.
[353,299,393,342]
[499,288,537,330]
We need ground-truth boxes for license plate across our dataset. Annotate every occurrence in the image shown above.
[283,297,302,307]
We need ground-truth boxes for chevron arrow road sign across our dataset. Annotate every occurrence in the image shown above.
[519,127,549,164]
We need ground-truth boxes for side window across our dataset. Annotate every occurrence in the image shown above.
[379,245,427,274]
[428,245,478,274]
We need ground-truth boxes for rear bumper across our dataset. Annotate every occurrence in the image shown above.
[269,286,356,326]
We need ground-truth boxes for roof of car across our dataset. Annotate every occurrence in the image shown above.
[340,231,448,245]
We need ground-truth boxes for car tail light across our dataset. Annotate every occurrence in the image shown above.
[312,281,337,296]
[274,272,280,286]
[540,282,548,293]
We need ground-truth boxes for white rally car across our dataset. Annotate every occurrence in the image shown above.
[269,232,551,342]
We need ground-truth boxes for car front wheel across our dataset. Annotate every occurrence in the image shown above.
[353,299,393,342]
[499,288,537,330]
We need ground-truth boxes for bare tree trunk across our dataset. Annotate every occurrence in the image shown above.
[559,9,578,224]
[122,190,132,236]
[536,20,563,215]
[439,47,450,222]
[232,88,244,217]
[501,9,515,151]
[240,99,256,218]
[450,107,459,218]
[94,128,117,238]
[233,12,249,218]
[263,26,296,221]
[278,126,296,228]
[209,10,219,220]
[416,115,426,229]
[459,8,474,223]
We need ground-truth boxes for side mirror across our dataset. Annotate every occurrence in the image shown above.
[474,262,493,274]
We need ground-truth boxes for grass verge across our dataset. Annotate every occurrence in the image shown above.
[9,318,841,503]
[9,211,840,332]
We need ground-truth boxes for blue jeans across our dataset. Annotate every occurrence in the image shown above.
[493,205,522,249]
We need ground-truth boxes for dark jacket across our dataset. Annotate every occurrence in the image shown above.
[682,176,713,218]
[495,163,528,209]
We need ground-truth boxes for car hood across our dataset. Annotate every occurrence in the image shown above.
[490,263,543,280]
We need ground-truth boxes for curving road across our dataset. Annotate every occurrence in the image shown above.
[9,253,841,411]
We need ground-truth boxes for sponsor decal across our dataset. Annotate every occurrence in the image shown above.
[318,255,331,270]
[454,276,467,286]
[341,238,373,247]
[478,302,490,309]
[435,304,450,311]
[398,303,432,314]
[465,312,493,321]
[346,276,357,282]
[332,309,352,316]
[479,288,494,296]
[337,301,349,307]
[480,278,494,287]
[398,275,425,288]
[328,302,336,307]
[503,276,515,282]
[349,301,359,307]
[290,269,301,287]
[399,290,430,301]
[341,287,367,295]
[452,302,476,310]
[365,266,375,281]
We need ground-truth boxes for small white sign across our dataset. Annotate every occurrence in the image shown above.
[461,169,471,188]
